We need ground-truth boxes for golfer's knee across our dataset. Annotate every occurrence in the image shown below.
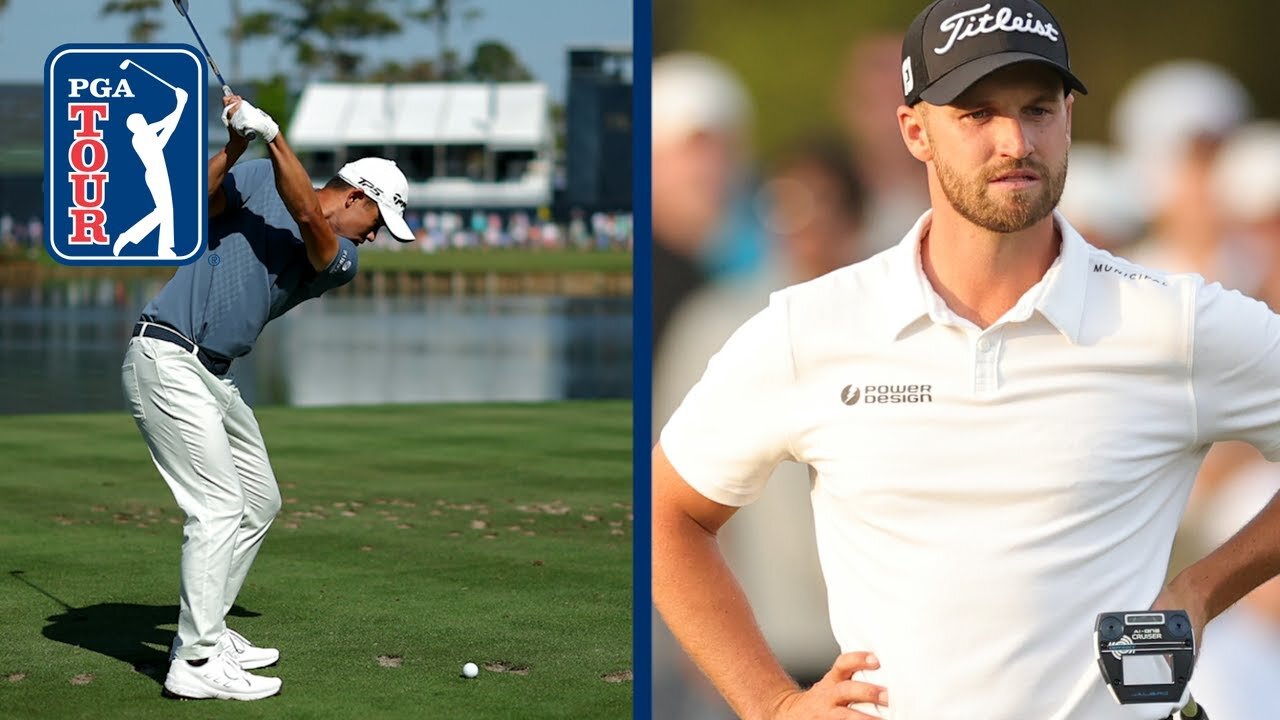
[245,485,281,528]
[261,489,282,522]
[186,496,245,536]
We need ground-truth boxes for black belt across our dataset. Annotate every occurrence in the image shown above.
[131,320,233,377]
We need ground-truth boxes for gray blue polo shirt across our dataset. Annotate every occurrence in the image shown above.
[141,158,359,359]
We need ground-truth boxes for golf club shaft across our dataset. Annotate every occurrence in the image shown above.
[179,11,229,89]
[172,0,253,137]
[9,570,75,611]
[125,60,178,93]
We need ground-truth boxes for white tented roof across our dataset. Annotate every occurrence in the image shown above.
[288,82,548,150]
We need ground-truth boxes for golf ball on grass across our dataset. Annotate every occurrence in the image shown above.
[462,662,479,678]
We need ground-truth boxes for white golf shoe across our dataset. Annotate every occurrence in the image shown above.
[169,628,280,670]
[162,650,282,701]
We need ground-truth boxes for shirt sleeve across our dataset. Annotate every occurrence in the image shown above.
[221,158,274,212]
[1192,279,1280,459]
[306,237,359,293]
[659,292,798,507]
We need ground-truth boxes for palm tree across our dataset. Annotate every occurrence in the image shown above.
[240,0,403,82]
[408,0,482,81]
[464,41,533,83]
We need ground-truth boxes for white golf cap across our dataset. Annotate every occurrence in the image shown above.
[652,53,751,146]
[1111,60,1251,216]
[1058,142,1142,240]
[337,157,414,242]
[1212,121,1280,223]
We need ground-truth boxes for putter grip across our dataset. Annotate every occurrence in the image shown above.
[1178,698,1208,719]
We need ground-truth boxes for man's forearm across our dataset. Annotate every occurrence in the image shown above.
[264,133,323,225]
[208,139,248,199]
[1172,489,1280,622]
[264,133,337,270]
[653,508,800,720]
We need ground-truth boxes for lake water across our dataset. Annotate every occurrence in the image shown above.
[0,276,632,415]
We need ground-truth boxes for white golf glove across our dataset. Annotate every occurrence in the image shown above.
[223,99,278,143]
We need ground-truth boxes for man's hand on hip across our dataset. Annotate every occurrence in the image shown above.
[1152,578,1209,657]
[768,651,889,720]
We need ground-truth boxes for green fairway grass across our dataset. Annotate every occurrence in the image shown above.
[0,402,632,719]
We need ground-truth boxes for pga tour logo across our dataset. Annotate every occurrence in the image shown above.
[44,44,206,265]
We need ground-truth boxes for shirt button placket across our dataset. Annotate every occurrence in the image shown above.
[974,333,999,394]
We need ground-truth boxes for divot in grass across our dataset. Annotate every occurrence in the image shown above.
[483,661,529,675]
[516,501,572,516]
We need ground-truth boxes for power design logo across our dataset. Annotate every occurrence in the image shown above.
[45,44,206,265]
[840,384,934,405]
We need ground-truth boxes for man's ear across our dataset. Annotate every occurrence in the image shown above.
[898,104,932,163]
[1064,93,1074,147]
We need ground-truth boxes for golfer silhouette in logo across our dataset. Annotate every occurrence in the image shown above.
[113,68,187,259]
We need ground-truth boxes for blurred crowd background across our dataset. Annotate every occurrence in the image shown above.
[0,209,634,253]
[651,1,1280,718]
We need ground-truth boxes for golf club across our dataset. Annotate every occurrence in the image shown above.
[170,0,256,139]
[9,570,75,611]
[170,0,230,96]
[119,59,179,93]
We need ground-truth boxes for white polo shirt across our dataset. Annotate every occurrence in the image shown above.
[660,210,1280,720]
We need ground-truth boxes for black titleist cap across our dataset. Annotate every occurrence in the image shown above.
[901,0,1088,107]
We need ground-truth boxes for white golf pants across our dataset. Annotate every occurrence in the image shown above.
[121,336,281,661]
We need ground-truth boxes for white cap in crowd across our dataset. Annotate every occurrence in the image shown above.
[338,157,415,242]
[1111,60,1251,218]
[1058,142,1142,242]
[1212,121,1280,224]
[652,53,751,146]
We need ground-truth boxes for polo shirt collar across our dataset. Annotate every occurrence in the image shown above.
[883,209,1089,344]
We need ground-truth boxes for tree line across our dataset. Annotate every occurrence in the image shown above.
[99,0,533,84]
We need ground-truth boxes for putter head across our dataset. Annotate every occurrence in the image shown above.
[172,0,189,16]
[1094,611,1196,705]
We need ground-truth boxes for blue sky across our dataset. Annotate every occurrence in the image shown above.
[0,0,632,101]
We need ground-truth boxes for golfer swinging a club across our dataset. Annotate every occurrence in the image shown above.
[121,88,416,700]
[114,61,185,259]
